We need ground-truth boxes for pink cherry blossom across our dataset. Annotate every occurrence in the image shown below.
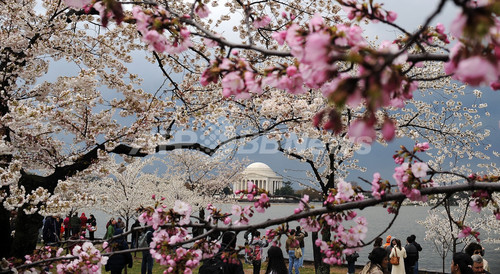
[64,0,92,8]
[231,205,242,217]
[308,13,324,31]
[381,119,396,141]
[221,71,245,97]
[271,31,287,45]
[386,11,397,23]
[303,32,331,68]
[411,162,428,178]
[195,4,210,18]
[436,23,445,34]
[450,13,467,38]
[253,15,271,28]
[144,30,167,53]
[453,56,498,86]
[469,200,482,213]
[347,119,376,144]
[415,142,430,151]
[457,226,472,238]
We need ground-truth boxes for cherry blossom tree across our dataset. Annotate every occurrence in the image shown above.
[417,199,484,273]
[1,0,500,273]
[91,152,246,229]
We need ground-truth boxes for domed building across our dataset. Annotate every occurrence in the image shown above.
[234,162,283,195]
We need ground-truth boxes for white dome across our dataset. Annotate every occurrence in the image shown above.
[243,162,278,177]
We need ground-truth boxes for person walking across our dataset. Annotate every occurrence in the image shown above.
[265,246,288,274]
[285,229,302,274]
[295,226,308,268]
[389,238,406,274]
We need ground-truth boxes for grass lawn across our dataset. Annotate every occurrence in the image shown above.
[114,251,348,274]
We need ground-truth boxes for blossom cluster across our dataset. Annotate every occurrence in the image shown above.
[234,181,271,213]
[466,175,500,220]
[138,199,208,273]
[20,242,108,274]
[370,143,434,202]
[445,1,500,89]
[314,214,367,265]
[132,6,192,54]
[63,0,500,142]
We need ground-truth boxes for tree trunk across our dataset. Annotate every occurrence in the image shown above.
[442,253,445,274]
[0,206,13,258]
[11,209,43,258]
[312,229,332,274]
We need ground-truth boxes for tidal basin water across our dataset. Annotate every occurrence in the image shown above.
[90,204,499,272]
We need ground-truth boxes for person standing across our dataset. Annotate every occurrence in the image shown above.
[105,232,133,274]
[405,236,418,274]
[86,214,97,241]
[63,215,71,240]
[346,252,359,274]
[373,237,383,249]
[383,235,392,249]
[199,232,244,274]
[55,216,62,241]
[117,217,125,229]
[409,234,422,274]
[80,213,88,235]
[465,242,490,273]
[265,246,288,274]
[141,227,154,274]
[360,247,388,274]
[385,237,395,272]
[285,229,301,274]
[248,230,269,274]
[389,238,406,274]
[42,216,59,245]
[295,226,308,268]
[70,212,81,236]
[104,219,117,240]
[451,252,473,274]
[130,219,141,249]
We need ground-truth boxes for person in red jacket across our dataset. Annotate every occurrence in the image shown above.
[80,213,88,236]
[63,215,71,240]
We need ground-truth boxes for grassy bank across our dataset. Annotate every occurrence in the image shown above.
[117,252,348,274]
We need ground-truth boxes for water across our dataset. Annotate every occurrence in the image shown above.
[87,204,499,273]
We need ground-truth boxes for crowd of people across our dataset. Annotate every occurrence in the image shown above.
[41,212,97,245]
[39,215,494,274]
[198,225,309,274]
[357,234,491,274]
